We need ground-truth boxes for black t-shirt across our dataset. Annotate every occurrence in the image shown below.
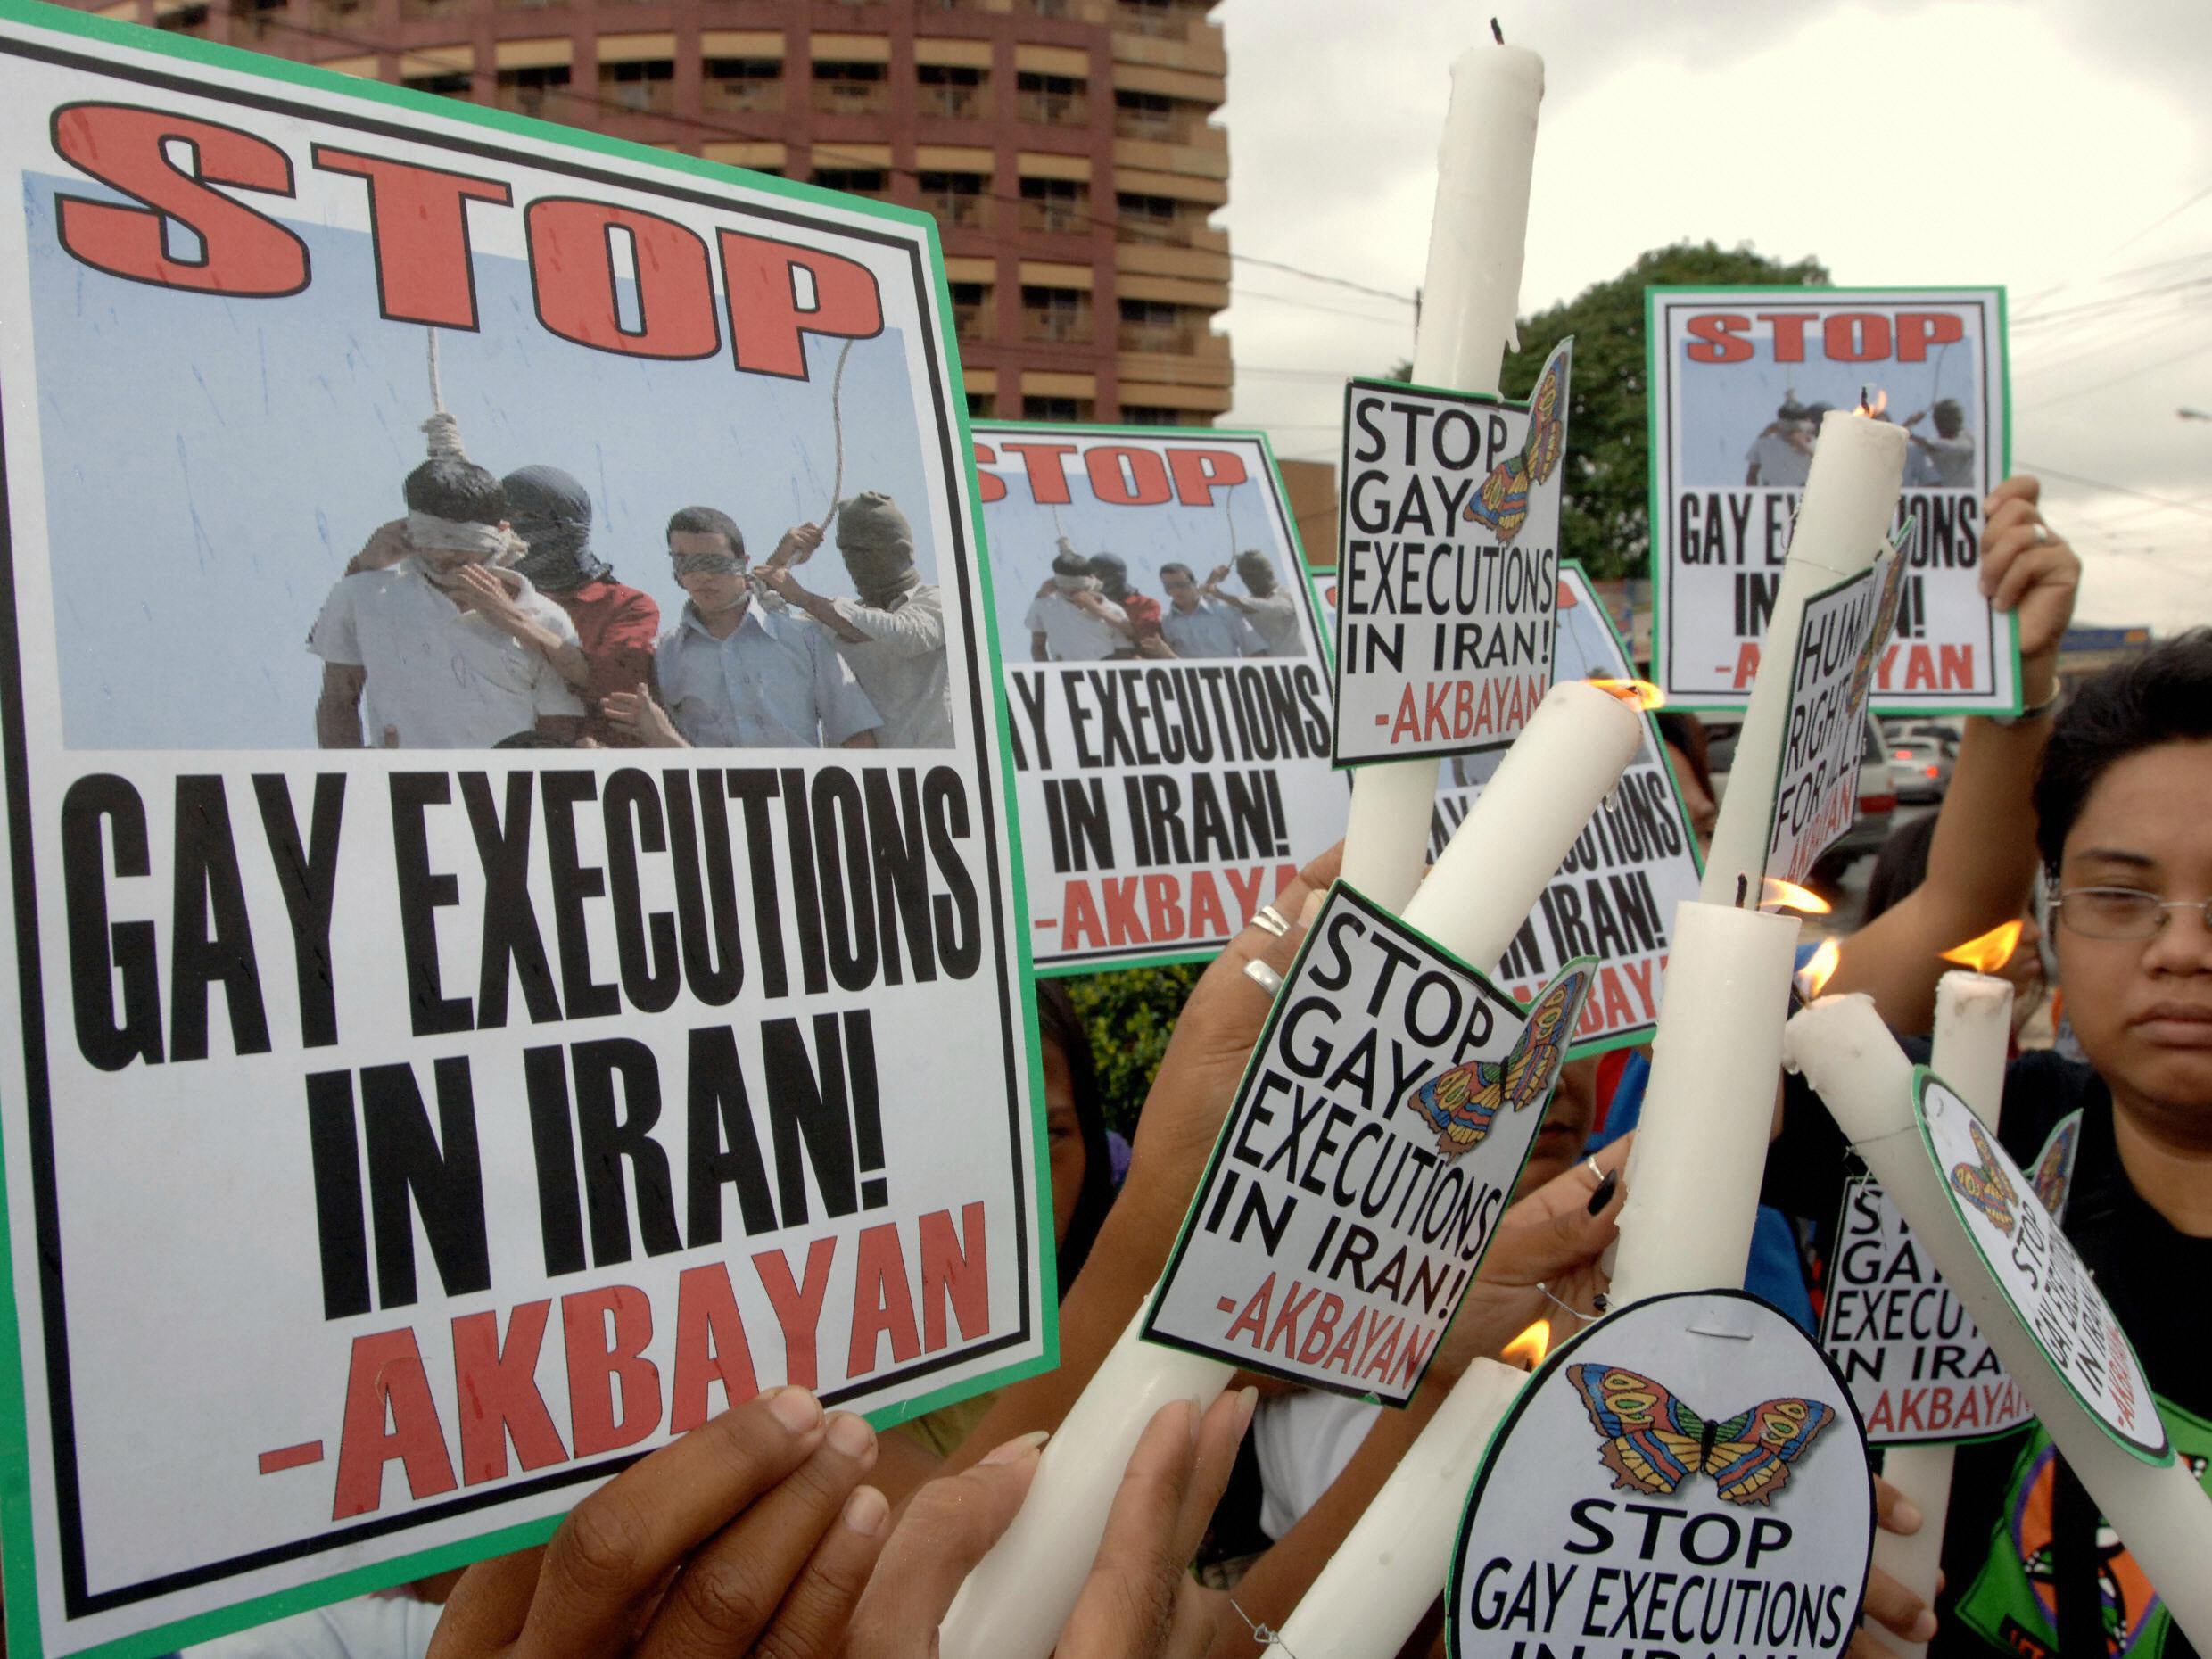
[1778,1049,2212,1659]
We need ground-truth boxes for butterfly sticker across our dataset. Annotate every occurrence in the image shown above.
[1949,1117,2020,1235]
[2029,1112,2080,1220]
[1568,1364,1838,1507]
[1462,339,1572,546]
[1401,964,1592,1159]
[1845,538,1911,721]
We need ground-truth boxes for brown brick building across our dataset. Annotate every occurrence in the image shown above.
[74,0,1233,425]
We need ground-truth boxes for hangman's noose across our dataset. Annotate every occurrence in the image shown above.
[422,326,467,461]
[815,336,857,549]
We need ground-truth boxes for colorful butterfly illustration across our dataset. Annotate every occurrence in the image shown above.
[1845,543,1911,719]
[2029,1112,2080,1220]
[1950,1117,2020,1235]
[1400,965,1591,1159]
[1568,1364,1838,1508]
[1462,341,1571,546]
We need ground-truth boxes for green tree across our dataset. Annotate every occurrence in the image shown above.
[1499,241,1829,580]
[1061,962,1203,1137]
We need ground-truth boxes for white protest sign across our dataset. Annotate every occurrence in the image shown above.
[1433,565,1704,1056]
[1916,1074,2169,1460]
[1333,342,1571,764]
[0,16,1044,1657]
[1763,535,1909,888]
[1449,1290,1873,1659]
[1648,286,2018,714]
[976,425,1346,973]
[1820,1176,2032,1444]
[1143,884,1591,1404]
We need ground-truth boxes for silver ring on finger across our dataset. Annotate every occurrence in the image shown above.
[1243,960,1284,996]
[2031,522,2050,544]
[1582,1156,1605,1184]
[1250,904,1290,938]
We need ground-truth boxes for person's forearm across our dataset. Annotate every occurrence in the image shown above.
[1206,1383,1448,1655]
[507,617,592,690]
[797,591,871,644]
[315,697,362,748]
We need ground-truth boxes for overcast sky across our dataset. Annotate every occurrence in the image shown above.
[1214,0,2212,627]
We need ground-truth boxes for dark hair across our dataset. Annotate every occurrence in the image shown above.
[2034,631,2212,875]
[1160,562,1194,583]
[1651,710,1713,799]
[665,505,743,558]
[1861,812,1938,922]
[1036,979,1114,1292]
[403,457,505,526]
[492,729,579,749]
[1051,549,1091,579]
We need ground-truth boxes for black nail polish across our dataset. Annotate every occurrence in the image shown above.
[1586,1170,1620,1215]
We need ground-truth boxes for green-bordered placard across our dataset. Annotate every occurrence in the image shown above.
[0,5,1056,1654]
[974,421,1349,977]
[1914,1070,2172,1464]
[1646,285,2019,717]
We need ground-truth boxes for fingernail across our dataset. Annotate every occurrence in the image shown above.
[1891,1497,1924,1534]
[1299,890,1325,929]
[981,1429,1049,1465]
[768,1386,822,1433]
[1911,1610,1939,1642]
[1586,1169,1620,1215]
[827,1411,876,1458]
[842,1485,888,1538]
[1234,1385,1259,1436]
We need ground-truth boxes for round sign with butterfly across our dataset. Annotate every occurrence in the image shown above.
[1915,1070,2169,1461]
[1449,1290,1873,1659]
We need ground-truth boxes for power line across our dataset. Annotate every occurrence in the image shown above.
[2024,462,2212,524]
[230,6,1416,310]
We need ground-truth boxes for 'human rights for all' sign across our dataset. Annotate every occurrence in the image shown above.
[0,14,1044,1656]
[978,425,1346,973]
[1647,287,2017,714]
[1333,342,1571,763]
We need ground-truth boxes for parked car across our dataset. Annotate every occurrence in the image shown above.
[1889,734,1953,803]
[1709,716,1896,886]
[1885,718,1961,757]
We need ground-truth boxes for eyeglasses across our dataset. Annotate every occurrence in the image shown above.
[2053,887,2212,941]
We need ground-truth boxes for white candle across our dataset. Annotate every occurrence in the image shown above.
[1399,679,1643,957]
[1604,900,1803,1308]
[1874,971,2013,1659]
[1341,41,1544,911]
[1274,1358,1530,1659]
[937,1308,1232,1658]
[940,682,1637,1659]
[1700,411,1907,906]
[1787,995,2212,1650]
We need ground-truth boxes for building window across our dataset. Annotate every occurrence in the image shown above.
[813,60,889,117]
[920,172,990,230]
[494,65,569,116]
[401,70,474,99]
[967,392,996,418]
[1113,190,1185,243]
[1016,71,1087,128]
[950,282,992,342]
[154,2,210,33]
[813,168,888,199]
[1021,285,1091,343]
[1019,176,1089,235]
[399,0,467,19]
[1118,297,1191,353]
[704,58,783,115]
[1113,88,1179,139]
[1117,0,1197,38]
[1024,395,1092,421]
[495,0,566,12]
[916,62,988,118]
[599,59,673,114]
[1121,406,1201,426]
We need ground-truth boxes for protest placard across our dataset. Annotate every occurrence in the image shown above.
[1143,884,1591,1404]
[1449,1290,1873,1659]
[1648,287,2017,714]
[0,14,1045,1656]
[978,425,1346,972]
[1915,1074,2168,1460]
[1762,534,1910,887]
[1820,1176,2032,1445]
[1333,342,1570,764]
[1433,567,1704,1056]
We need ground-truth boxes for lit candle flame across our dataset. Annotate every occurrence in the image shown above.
[1941,919,2025,975]
[1501,1318,1552,1371]
[1760,878,1834,916]
[1586,677,1665,711]
[1796,937,1842,998]
[1855,387,1889,418]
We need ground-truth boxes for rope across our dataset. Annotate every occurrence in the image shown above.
[422,326,466,460]
[813,336,857,550]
